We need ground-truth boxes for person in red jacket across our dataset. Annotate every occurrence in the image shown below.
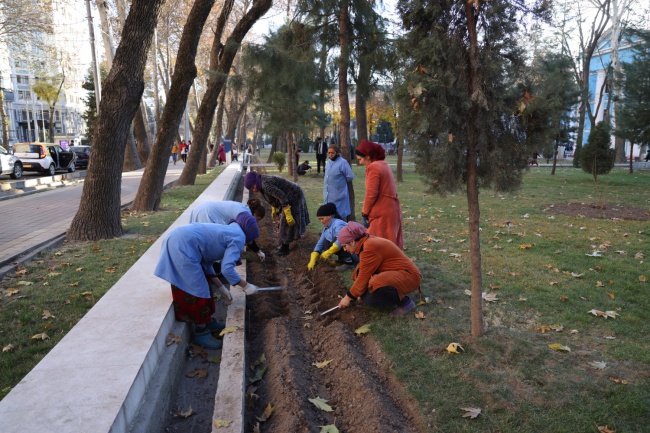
[179,140,189,163]
[336,222,420,317]
[355,139,404,249]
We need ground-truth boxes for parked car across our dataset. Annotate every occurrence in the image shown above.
[12,143,76,176]
[70,145,91,169]
[0,146,23,179]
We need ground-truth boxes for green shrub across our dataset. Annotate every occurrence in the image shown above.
[272,151,286,172]
[581,121,615,182]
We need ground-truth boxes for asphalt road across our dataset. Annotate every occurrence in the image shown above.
[0,162,184,274]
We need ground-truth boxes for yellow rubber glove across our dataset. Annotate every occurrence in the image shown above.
[320,243,340,260]
[271,206,278,219]
[283,206,296,226]
[307,252,319,271]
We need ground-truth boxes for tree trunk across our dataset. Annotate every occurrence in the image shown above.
[338,0,351,162]
[123,131,141,171]
[68,0,165,241]
[465,2,484,338]
[134,103,150,163]
[574,100,586,168]
[628,141,634,173]
[267,135,278,163]
[355,55,370,142]
[551,138,558,175]
[176,0,272,186]
[0,78,9,149]
[131,0,217,211]
[208,86,228,168]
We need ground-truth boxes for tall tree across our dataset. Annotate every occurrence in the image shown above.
[582,121,616,182]
[614,28,650,173]
[397,0,551,337]
[131,0,218,211]
[31,74,65,142]
[67,0,166,241]
[175,0,272,187]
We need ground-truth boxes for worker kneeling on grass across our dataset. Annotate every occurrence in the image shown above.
[337,221,422,317]
[154,216,260,349]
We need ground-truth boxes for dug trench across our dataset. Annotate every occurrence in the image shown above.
[243,197,426,433]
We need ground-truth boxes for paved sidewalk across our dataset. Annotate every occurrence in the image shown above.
[0,162,184,271]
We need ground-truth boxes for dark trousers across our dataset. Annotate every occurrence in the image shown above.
[360,286,407,308]
[316,155,326,173]
[322,240,356,265]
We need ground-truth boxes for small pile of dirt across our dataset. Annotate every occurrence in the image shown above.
[545,203,650,221]
[245,202,425,432]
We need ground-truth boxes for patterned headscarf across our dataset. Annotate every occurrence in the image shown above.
[355,139,386,161]
[338,221,367,244]
[235,212,260,243]
[244,171,262,191]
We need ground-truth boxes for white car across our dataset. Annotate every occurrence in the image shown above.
[0,146,23,179]
[12,143,76,176]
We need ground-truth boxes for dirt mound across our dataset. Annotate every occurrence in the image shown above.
[545,202,650,220]
[244,205,425,432]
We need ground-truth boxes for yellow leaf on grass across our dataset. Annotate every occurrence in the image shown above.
[482,292,498,302]
[214,419,232,427]
[607,293,615,299]
[596,281,604,287]
[16,281,33,286]
[549,281,559,286]
[256,403,275,422]
[447,343,464,354]
[312,360,333,369]
[5,289,21,297]
[560,295,569,301]
[415,311,426,320]
[590,361,607,370]
[548,343,570,352]
[319,425,340,433]
[489,284,500,290]
[47,272,61,277]
[219,326,238,337]
[608,376,630,385]
[42,310,55,320]
[355,324,371,335]
[75,267,83,272]
[30,333,49,340]
[309,396,334,412]
[460,407,481,419]
[3,344,15,353]
[519,243,532,249]
[68,282,79,287]
[597,425,615,433]
[639,275,647,282]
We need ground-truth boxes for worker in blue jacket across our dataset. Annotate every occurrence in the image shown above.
[307,203,356,272]
[323,144,354,221]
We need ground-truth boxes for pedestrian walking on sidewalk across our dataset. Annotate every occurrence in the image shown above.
[336,222,421,317]
[171,142,179,164]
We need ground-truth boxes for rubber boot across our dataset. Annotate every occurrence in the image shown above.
[192,329,223,349]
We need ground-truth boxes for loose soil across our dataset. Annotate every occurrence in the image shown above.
[544,202,650,221]
[244,196,426,433]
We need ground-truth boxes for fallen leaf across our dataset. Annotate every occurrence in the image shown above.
[309,397,334,412]
[166,333,182,346]
[585,251,602,257]
[549,281,559,286]
[590,361,607,370]
[3,344,15,353]
[30,333,49,340]
[639,275,647,282]
[42,310,55,320]
[68,282,79,287]
[47,272,61,277]
[519,297,527,302]
[186,368,208,379]
[634,252,644,259]
[312,360,333,369]
[75,267,83,272]
[597,425,615,433]
[214,419,232,427]
[319,425,340,433]
[447,343,464,354]
[415,311,426,319]
[596,281,604,287]
[607,293,615,299]
[608,376,630,385]
[416,297,431,306]
[571,272,584,278]
[5,289,21,297]
[482,292,498,302]
[256,403,275,422]
[253,422,261,433]
[355,324,371,335]
[80,291,93,296]
[219,326,238,337]
[489,284,500,290]
[519,243,532,249]
[460,407,481,419]
[208,355,221,364]
[252,353,266,368]
[463,289,471,296]
[604,311,618,319]
[173,406,194,418]
[548,343,570,352]
[248,365,268,384]
[16,281,33,286]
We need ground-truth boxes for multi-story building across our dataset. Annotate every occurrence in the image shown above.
[0,0,93,148]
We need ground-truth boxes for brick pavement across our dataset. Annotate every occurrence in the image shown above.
[0,162,184,270]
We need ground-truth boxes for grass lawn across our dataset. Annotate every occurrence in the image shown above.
[1,153,648,432]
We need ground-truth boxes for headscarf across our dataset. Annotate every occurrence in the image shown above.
[234,212,260,243]
[338,221,367,244]
[355,139,386,161]
[317,203,338,217]
[244,171,262,191]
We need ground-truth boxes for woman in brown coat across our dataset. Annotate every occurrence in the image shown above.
[337,222,420,316]
[355,139,404,249]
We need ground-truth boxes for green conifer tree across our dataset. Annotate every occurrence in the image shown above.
[582,121,615,182]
